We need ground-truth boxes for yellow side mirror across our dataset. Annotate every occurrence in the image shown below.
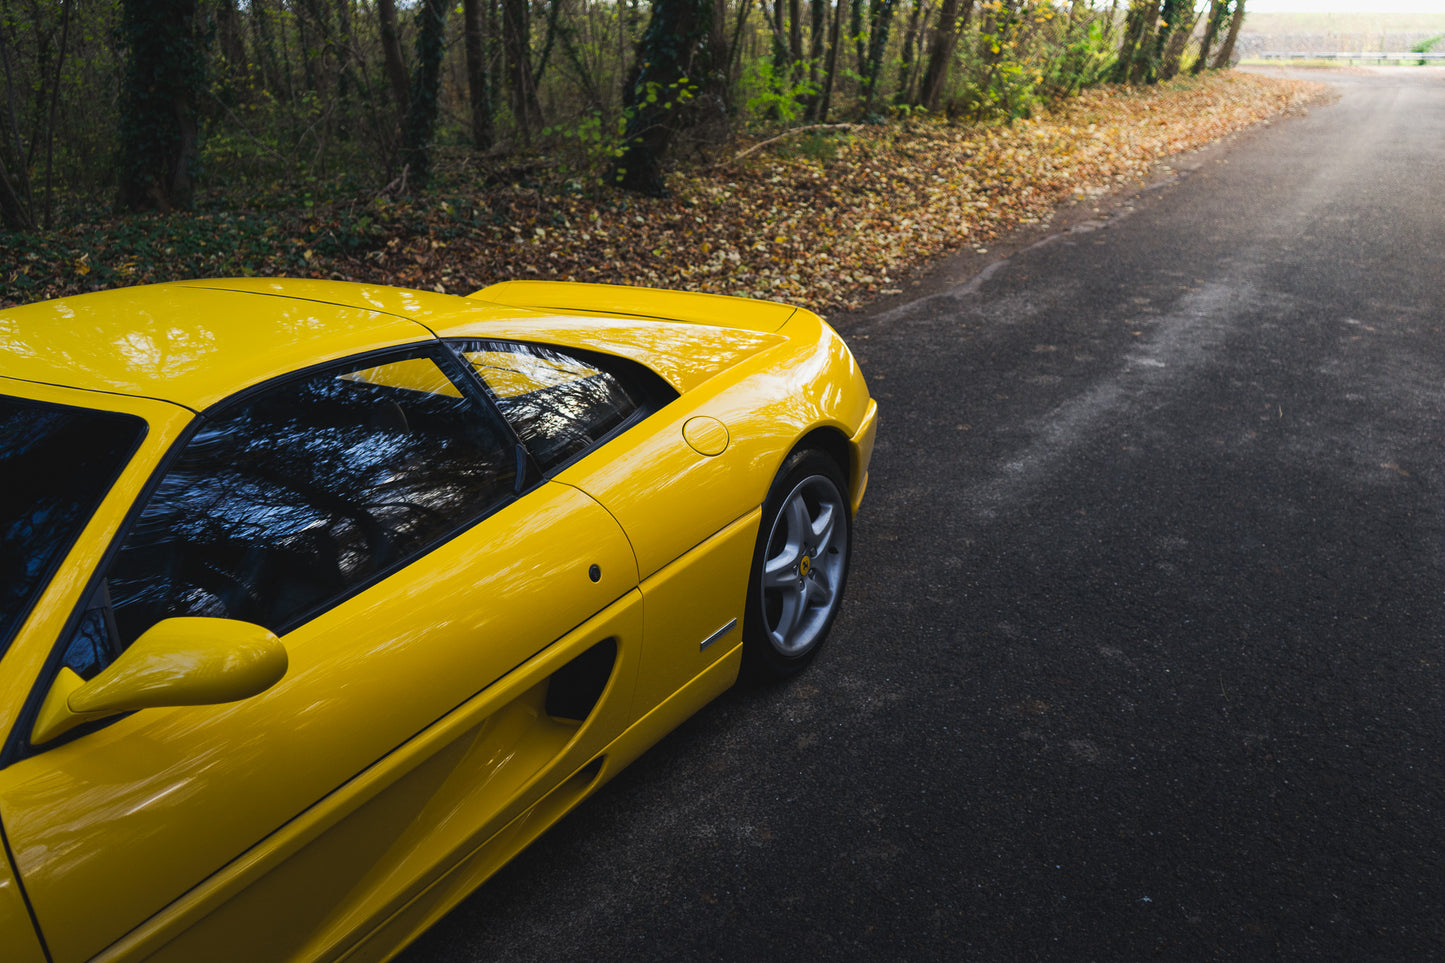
[32,617,288,746]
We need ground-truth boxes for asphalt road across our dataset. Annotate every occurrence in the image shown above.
[402,68,1445,961]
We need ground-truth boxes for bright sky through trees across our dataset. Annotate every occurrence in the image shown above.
[1246,0,1445,11]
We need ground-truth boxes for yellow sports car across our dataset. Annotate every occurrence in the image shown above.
[0,279,876,962]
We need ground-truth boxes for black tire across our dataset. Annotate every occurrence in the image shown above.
[743,448,853,679]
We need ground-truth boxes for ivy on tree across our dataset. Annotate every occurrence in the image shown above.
[116,0,205,212]
[615,0,711,196]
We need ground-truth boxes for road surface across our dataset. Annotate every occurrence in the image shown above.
[402,67,1445,962]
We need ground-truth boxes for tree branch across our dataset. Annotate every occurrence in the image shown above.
[727,122,860,162]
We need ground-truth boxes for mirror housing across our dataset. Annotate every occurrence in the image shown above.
[32,617,288,745]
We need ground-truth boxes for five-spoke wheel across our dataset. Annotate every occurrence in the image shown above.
[744,449,852,678]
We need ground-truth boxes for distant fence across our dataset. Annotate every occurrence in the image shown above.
[1257,51,1445,62]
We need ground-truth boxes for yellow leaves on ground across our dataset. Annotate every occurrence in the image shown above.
[397,72,1323,314]
[1,73,1326,314]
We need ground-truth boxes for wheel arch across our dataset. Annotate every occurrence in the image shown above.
[786,425,860,516]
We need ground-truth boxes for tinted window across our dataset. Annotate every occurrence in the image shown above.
[457,341,657,472]
[97,350,518,653]
[0,397,145,657]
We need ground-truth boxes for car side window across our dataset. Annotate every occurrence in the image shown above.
[455,340,666,473]
[62,349,519,676]
[0,397,145,661]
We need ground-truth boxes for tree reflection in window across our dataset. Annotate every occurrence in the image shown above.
[458,341,646,472]
[104,350,517,648]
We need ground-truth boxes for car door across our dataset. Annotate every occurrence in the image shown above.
[0,346,641,963]
[454,339,757,722]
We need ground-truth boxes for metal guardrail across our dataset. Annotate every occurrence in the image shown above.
[1258,51,1445,61]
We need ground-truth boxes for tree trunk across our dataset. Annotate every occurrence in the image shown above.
[860,0,899,113]
[1192,0,1228,75]
[694,0,732,137]
[214,0,249,94]
[1128,1,1161,83]
[249,0,281,96]
[533,0,565,93]
[1110,0,1150,84]
[1153,0,1190,81]
[0,22,33,226]
[400,0,449,188]
[1213,0,1244,69]
[295,0,318,94]
[894,0,924,105]
[851,0,865,80]
[463,0,495,149]
[726,0,753,94]
[614,0,710,195]
[502,0,541,138]
[813,0,843,121]
[116,0,203,211]
[916,0,969,111]
[0,153,35,231]
[334,0,359,113]
[808,0,827,92]
[790,0,803,69]
[377,0,411,116]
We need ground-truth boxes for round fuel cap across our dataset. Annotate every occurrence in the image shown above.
[682,416,730,456]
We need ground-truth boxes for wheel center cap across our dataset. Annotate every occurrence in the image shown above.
[799,555,812,577]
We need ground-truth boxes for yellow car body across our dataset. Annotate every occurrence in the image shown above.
[0,279,876,962]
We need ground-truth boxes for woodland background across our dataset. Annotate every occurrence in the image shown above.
[2,0,1321,309]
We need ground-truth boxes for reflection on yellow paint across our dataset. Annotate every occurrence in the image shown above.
[436,317,785,393]
[0,285,428,410]
[463,349,596,399]
[0,279,877,963]
[344,357,462,398]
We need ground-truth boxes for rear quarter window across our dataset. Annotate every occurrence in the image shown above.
[455,340,674,473]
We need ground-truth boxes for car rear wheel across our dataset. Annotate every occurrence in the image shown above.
[744,449,852,679]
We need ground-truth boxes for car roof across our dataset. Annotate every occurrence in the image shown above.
[2,279,799,405]
[0,282,445,411]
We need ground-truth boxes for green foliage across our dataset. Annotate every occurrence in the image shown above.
[0,0,1220,224]
[949,1,1059,123]
[543,78,697,192]
[739,59,819,128]
[543,111,632,190]
[1041,20,1116,101]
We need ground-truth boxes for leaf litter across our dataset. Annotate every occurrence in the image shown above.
[1,73,1326,314]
